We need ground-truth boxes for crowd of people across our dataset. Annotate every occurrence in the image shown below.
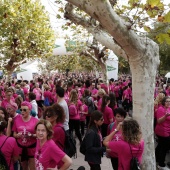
[0,72,168,170]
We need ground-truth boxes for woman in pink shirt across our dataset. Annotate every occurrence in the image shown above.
[155,96,170,169]
[0,117,19,170]
[44,104,66,151]
[68,89,82,143]
[154,92,165,129]
[1,89,15,110]
[35,119,72,170]
[12,101,38,170]
[33,83,42,107]
[99,94,113,138]
[104,118,144,170]
[43,84,53,105]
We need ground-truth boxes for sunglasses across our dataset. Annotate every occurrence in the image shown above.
[45,114,53,118]
[20,109,28,112]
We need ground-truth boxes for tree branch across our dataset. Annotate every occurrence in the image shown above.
[64,2,128,60]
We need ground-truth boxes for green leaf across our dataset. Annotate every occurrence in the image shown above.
[144,26,151,32]
[56,14,61,19]
[163,11,170,23]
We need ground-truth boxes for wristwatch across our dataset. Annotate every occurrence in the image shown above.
[114,129,118,132]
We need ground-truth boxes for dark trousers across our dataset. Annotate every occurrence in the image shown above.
[101,123,109,138]
[69,119,82,143]
[80,121,85,136]
[155,135,170,167]
[86,116,90,128]
[111,157,118,170]
[88,163,101,170]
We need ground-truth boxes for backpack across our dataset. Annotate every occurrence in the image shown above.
[129,144,141,170]
[0,137,9,170]
[60,127,77,158]
[68,104,77,116]
[44,97,50,106]
[80,129,93,155]
[107,122,114,135]
[85,96,95,114]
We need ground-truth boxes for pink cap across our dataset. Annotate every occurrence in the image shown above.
[21,101,32,110]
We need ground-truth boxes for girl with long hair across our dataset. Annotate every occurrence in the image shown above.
[99,94,113,138]
[84,110,106,170]
[68,89,82,143]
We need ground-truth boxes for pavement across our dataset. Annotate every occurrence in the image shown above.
[69,140,113,170]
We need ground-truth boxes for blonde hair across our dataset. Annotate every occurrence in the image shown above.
[154,92,165,106]
[98,89,106,96]
[69,89,78,105]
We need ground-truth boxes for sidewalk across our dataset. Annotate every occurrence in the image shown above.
[69,141,113,170]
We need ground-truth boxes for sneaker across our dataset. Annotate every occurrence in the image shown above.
[157,165,170,170]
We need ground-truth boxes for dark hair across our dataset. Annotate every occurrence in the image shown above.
[43,106,55,119]
[35,119,53,140]
[56,87,64,97]
[101,95,110,112]
[85,80,91,88]
[52,103,65,123]
[29,92,36,100]
[0,117,7,132]
[88,110,103,128]
[0,107,9,122]
[114,108,127,118]
[83,89,91,97]
[108,92,117,112]
[162,96,170,106]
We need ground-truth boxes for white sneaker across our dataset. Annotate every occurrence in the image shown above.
[157,165,170,170]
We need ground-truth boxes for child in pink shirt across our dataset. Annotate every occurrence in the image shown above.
[104,118,144,170]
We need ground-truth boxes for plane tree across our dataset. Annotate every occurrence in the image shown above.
[0,0,55,76]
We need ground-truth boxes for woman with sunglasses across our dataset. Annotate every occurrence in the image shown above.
[35,119,72,170]
[12,101,38,170]
[43,104,66,151]
[83,110,106,170]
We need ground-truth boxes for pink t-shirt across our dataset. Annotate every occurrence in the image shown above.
[33,88,42,101]
[98,98,102,108]
[114,86,120,98]
[155,106,170,137]
[108,140,144,170]
[107,122,123,157]
[35,139,65,170]
[0,135,19,170]
[44,90,53,103]
[80,104,88,121]
[12,116,38,146]
[1,99,15,109]
[99,106,113,124]
[68,103,80,120]
[52,124,65,151]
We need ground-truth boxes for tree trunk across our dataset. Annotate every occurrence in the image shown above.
[6,70,13,82]
[129,41,159,169]
[65,1,160,169]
